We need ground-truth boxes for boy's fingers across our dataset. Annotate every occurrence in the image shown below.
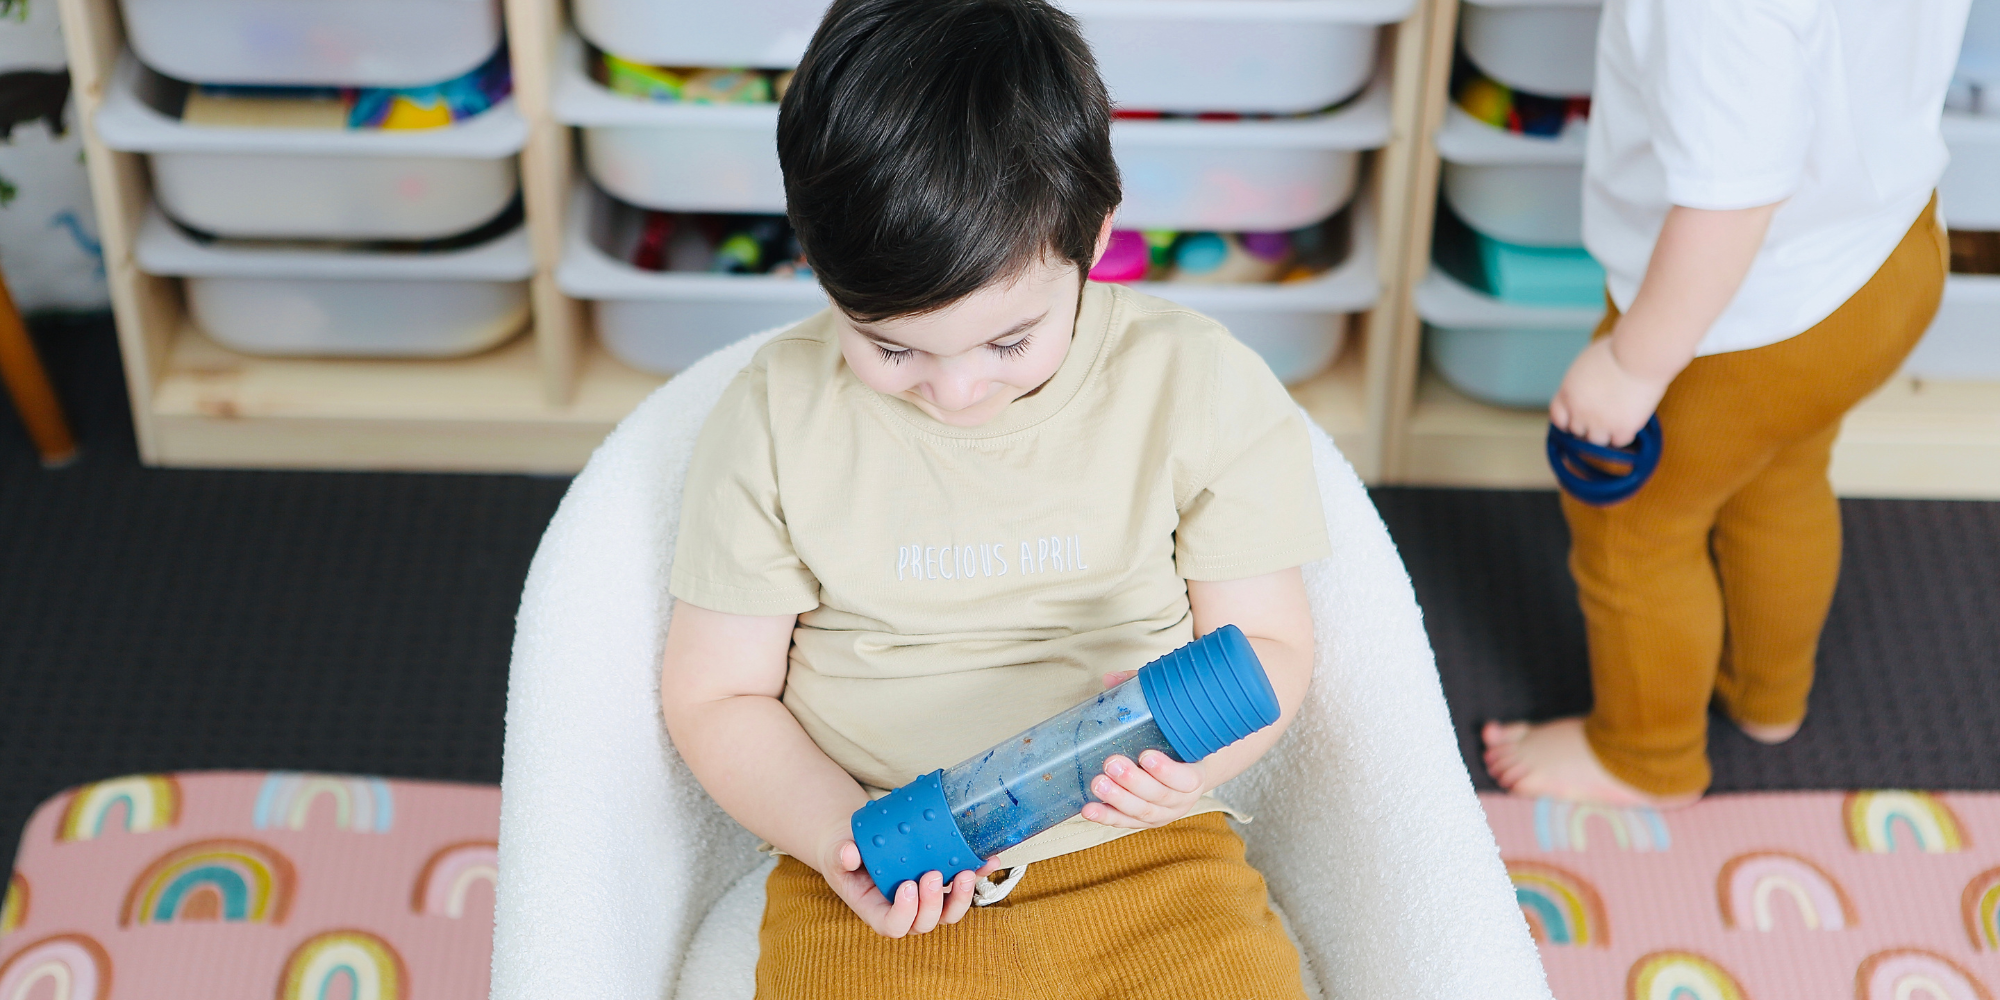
[838,840,862,872]
[1101,755,1172,804]
[1102,669,1138,688]
[1138,750,1203,793]
[942,870,978,924]
[882,881,919,938]
[1080,801,1144,829]
[1092,772,1162,824]
[911,871,946,933]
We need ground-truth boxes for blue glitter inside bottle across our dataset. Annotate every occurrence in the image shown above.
[850,624,1281,898]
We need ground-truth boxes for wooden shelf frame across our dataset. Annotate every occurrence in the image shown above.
[56,0,671,472]
[1375,0,2000,499]
[55,0,1445,478]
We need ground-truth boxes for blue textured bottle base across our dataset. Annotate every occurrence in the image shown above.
[850,770,984,899]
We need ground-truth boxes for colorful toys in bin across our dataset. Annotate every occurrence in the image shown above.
[598,52,793,105]
[178,47,513,131]
[1088,209,1352,285]
[629,210,812,278]
[1453,59,1589,138]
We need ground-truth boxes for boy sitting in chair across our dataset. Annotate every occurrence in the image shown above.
[659,1,1328,995]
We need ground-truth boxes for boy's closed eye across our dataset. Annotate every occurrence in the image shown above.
[870,333,1034,365]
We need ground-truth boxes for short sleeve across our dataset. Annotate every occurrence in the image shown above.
[1173,338,1332,581]
[1639,0,1815,210]
[669,365,821,616]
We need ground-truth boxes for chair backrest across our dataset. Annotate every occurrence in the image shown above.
[491,328,1550,1000]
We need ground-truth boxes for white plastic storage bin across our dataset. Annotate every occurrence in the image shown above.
[1436,104,1588,246]
[1942,113,2000,230]
[149,153,518,241]
[554,33,1391,230]
[121,0,504,87]
[1459,0,1602,98]
[1905,274,2000,380]
[1441,162,1583,247]
[1125,206,1379,384]
[134,206,534,358]
[95,53,527,240]
[1415,268,1601,408]
[572,0,1410,113]
[558,186,827,374]
[561,183,1380,382]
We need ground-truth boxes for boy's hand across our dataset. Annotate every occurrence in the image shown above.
[1084,670,1206,830]
[1083,751,1206,829]
[815,836,994,938]
[1549,335,1673,448]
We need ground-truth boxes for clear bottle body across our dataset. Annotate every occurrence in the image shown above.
[937,676,1176,860]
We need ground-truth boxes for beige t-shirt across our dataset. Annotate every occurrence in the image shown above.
[670,281,1331,866]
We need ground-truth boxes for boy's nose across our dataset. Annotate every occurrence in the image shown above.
[926,373,988,411]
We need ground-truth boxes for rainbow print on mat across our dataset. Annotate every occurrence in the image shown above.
[1856,948,1994,1000]
[1626,950,1748,1000]
[1507,860,1607,946]
[278,929,405,1000]
[1965,867,2000,951]
[1845,790,1966,853]
[1535,798,1671,852]
[1716,850,1856,931]
[120,838,295,927]
[254,773,394,834]
[0,873,24,935]
[0,933,111,1000]
[412,840,498,918]
[55,775,180,841]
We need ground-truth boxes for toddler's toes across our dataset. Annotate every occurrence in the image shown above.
[1733,716,1804,745]
[1482,720,1529,752]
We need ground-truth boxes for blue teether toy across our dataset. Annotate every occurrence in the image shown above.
[850,625,1279,899]
[1547,415,1664,506]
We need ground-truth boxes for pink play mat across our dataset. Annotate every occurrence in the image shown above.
[7,773,1998,998]
[0,771,497,999]
[1483,790,2000,999]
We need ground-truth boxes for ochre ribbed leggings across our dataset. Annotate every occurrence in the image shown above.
[1568,195,1947,797]
[754,812,1308,999]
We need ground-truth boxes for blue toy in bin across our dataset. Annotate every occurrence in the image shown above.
[1546,415,1664,506]
[850,624,1280,899]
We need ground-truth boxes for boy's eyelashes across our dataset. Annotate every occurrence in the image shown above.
[869,334,1035,365]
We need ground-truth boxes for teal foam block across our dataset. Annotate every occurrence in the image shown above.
[1476,235,1606,306]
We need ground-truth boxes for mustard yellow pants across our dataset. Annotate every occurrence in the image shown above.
[1568,196,1948,797]
[755,812,1308,1000]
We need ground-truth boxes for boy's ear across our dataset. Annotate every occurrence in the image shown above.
[1090,213,1117,268]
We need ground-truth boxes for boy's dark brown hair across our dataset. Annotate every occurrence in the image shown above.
[777,0,1122,322]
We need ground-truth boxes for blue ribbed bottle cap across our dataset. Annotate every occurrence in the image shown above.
[849,770,985,900]
[1547,415,1663,506]
[1137,625,1281,762]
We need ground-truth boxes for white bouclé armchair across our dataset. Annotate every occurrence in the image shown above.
[490,327,1553,1000]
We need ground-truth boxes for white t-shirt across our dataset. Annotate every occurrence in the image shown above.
[1583,0,1968,356]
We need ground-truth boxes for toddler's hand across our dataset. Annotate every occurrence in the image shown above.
[1549,336,1672,448]
[816,837,994,938]
[1082,751,1205,830]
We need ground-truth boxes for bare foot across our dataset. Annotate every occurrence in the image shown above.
[1732,716,1803,745]
[1481,717,1701,809]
